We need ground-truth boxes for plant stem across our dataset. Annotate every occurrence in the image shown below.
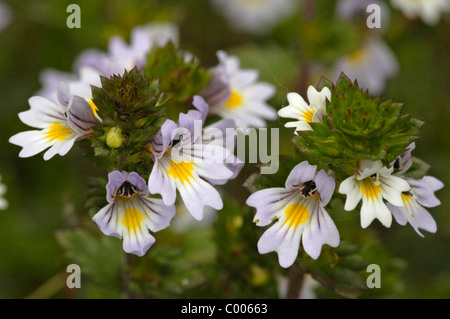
[286,264,305,299]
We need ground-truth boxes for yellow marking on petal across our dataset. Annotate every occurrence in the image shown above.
[401,193,412,205]
[88,99,99,117]
[225,89,244,109]
[167,160,194,185]
[301,108,315,123]
[45,122,73,141]
[283,203,309,230]
[121,207,144,234]
[360,180,382,201]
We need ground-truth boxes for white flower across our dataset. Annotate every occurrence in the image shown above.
[211,0,297,34]
[333,37,398,96]
[387,176,443,237]
[278,86,331,133]
[0,175,8,210]
[148,96,235,221]
[247,161,339,267]
[391,0,450,25]
[200,51,277,129]
[387,144,444,236]
[93,171,175,256]
[9,83,97,160]
[339,160,411,228]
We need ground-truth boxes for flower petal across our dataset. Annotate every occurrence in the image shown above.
[408,176,444,208]
[148,159,177,206]
[247,188,297,227]
[177,176,223,221]
[314,169,335,206]
[285,161,317,189]
[302,204,340,260]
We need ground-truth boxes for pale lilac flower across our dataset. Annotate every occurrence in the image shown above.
[386,144,444,236]
[278,86,331,133]
[211,0,297,34]
[391,0,450,25]
[0,175,8,210]
[92,171,175,256]
[148,96,235,221]
[9,83,97,160]
[339,160,410,228]
[387,176,443,236]
[247,161,339,267]
[0,2,12,32]
[200,51,276,129]
[75,22,179,76]
[185,98,244,185]
[36,23,179,106]
[333,37,398,96]
[36,69,76,103]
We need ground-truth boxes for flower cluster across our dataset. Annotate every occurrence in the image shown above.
[8,17,444,270]
[9,24,271,257]
[246,79,444,268]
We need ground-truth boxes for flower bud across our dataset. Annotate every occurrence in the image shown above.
[106,127,125,149]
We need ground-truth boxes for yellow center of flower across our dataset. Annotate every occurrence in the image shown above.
[283,203,309,230]
[302,108,315,123]
[360,180,382,201]
[167,160,194,185]
[121,207,144,234]
[348,47,368,65]
[46,122,72,141]
[225,90,244,109]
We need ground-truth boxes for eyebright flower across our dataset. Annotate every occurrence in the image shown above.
[211,0,297,34]
[75,22,179,77]
[386,143,444,236]
[246,161,339,267]
[36,23,178,104]
[391,0,450,25]
[387,176,443,237]
[333,37,398,96]
[182,95,244,185]
[92,171,176,257]
[0,175,8,210]
[278,85,331,133]
[339,160,411,228]
[200,51,277,129]
[148,96,234,220]
[9,83,97,160]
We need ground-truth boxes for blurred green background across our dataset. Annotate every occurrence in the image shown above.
[0,0,448,298]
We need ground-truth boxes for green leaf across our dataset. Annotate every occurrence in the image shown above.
[56,229,125,298]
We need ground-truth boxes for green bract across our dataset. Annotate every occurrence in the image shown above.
[293,73,424,178]
[89,67,167,176]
